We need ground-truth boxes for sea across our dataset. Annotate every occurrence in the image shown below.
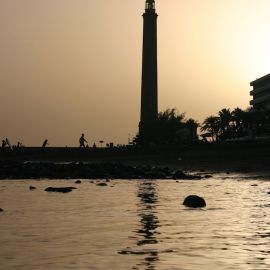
[1,173,270,270]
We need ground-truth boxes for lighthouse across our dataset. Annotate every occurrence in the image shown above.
[139,0,158,139]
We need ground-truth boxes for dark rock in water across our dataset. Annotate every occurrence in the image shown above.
[183,195,206,208]
[45,187,76,193]
[29,186,36,190]
[173,170,187,179]
[89,181,94,183]
[251,184,258,187]
[106,179,110,182]
[75,180,81,184]
[96,183,107,186]
[0,208,3,212]
[162,166,171,175]
[204,175,213,179]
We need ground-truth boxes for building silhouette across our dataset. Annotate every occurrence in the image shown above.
[139,0,158,138]
[250,73,270,110]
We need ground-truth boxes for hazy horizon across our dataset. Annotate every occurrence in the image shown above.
[1,0,270,146]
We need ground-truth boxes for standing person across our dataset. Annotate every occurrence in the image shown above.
[17,142,23,148]
[42,139,49,149]
[1,140,7,149]
[79,133,88,148]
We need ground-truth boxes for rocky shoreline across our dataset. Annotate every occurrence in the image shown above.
[0,161,211,180]
[1,142,270,173]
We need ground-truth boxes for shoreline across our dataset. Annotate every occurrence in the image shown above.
[1,141,270,178]
[0,161,210,180]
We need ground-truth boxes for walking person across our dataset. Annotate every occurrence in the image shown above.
[42,139,49,149]
[79,133,88,148]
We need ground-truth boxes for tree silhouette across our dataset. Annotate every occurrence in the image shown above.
[218,108,232,134]
[135,108,198,145]
[201,106,270,142]
[200,116,220,142]
[231,107,246,136]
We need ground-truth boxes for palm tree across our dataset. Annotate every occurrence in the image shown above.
[218,108,232,131]
[231,107,245,136]
[201,116,220,141]
[185,118,199,141]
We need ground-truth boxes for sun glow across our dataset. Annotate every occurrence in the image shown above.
[216,1,270,78]
[246,24,270,77]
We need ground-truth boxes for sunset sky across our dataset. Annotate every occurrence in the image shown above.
[1,0,270,146]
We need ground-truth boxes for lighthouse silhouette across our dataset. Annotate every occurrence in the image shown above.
[139,0,158,140]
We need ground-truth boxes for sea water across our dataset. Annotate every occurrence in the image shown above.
[1,174,270,270]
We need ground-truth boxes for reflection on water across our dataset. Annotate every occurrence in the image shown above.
[1,175,270,270]
[118,181,160,270]
[136,181,159,269]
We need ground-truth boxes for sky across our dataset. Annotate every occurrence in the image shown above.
[1,0,270,146]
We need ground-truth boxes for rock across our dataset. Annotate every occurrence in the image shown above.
[204,175,213,179]
[251,184,258,187]
[0,208,3,212]
[161,166,171,175]
[45,187,76,193]
[29,186,36,190]
[96,183,107,186]
[106,179,110,182]
[183,195,206,208]
[0,161,188,180]
[173,170,187,179]
[75,180,81,184]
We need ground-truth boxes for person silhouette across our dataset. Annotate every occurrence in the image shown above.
[1,140,7,149]
[79,133,88,148]
[42,139,49,149]
[17,142,22,148]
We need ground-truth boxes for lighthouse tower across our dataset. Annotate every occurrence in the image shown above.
[139,0,158,139]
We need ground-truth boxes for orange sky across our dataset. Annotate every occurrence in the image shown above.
[1,0,270,146]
